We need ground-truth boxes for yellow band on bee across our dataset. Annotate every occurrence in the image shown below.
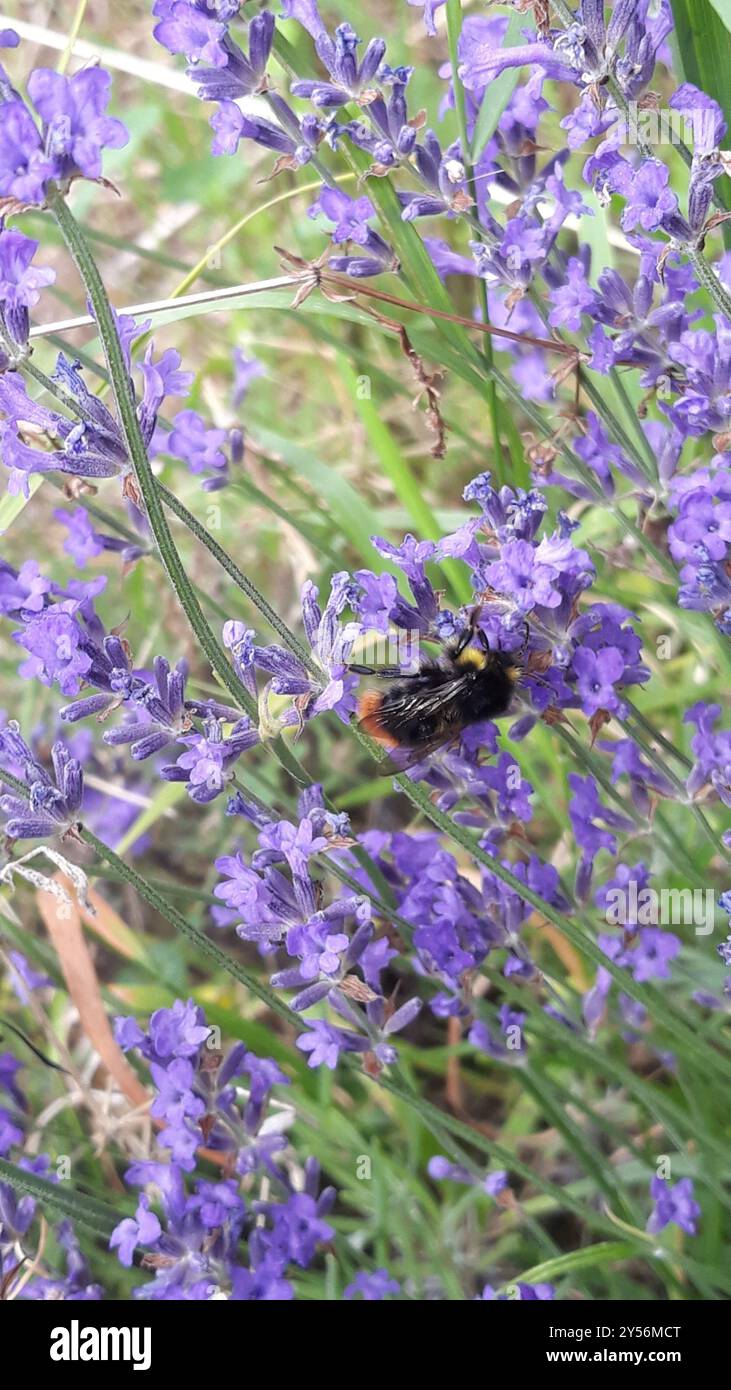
[454,647,489,672]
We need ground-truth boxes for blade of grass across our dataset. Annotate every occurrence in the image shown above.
[0,1156,123,1238]
[335,353,471,603]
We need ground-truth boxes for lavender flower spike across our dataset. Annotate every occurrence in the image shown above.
[0,723,84,840]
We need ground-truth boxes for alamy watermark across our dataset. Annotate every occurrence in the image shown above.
[605,883,719,937]
[50,1320,151,1370]
[354,628,422,674]
[618,102,720,151]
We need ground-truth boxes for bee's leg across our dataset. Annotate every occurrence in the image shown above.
[453,604,486,657]
[349,663,422,679]
[468,602,485,634]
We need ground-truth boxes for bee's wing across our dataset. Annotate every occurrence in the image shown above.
[363,676,471,774]
[382,730,462,774]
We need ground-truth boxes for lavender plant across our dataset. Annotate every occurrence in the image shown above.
[0,0,730,1303]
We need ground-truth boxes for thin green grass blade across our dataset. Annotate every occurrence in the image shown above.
[0,1157,123,1238]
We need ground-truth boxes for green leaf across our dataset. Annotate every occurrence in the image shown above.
[335,354,471,603]
[140,287,378,334]
[0,1157,123,1238]
[513,1241,640,1289]
[251,421,397,571]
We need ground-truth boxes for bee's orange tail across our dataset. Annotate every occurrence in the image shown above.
[357,691,399,748]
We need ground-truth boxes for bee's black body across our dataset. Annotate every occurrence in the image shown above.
[352,632,521,762]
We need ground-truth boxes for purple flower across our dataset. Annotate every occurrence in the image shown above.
[53,507,108,567]
[250,572,361,727]
[600,741,674,815]
[583,965,612,1036]
[0,339,191,497]
[7,950,52,1004]
[0,365,126,495]
[631,928,681,983]
[548,256,599,333]
[0,101,57,204]
[110,1194,163,1267]
[458,0,670,104]
[212,92,325,167]
[460,38,574,94]
[479,753,534,825]
[669,84,726,158]
[470,1005,526,1060]
[161,714,259,803]
[340,65,416,171]
[684,703,731,807]
[0,724,84,840]
[0,1052,26,1110]
[290,21,386,109]
[428,1155,508,1198]
[569,774,634,900]
[357,532,441,635]
[308,186,396,277]
[482,538,563,613]
[399,130,471,222]
[481,1281,555,1300]
[145,999,211,1062]
[232,349,263,407]
[309,187,375,243]
[0,559,52,618]
[153,2,228,67]
[407,0,445,38]
[166,409,228,475]
[0,227,55,360]
[111,1099,330,1293]
[13,604,93,696]
[344,1268,400,1300]
[296,1019,366,1069]
[280,0,329,47]
[610,159,679,234]
[647,1176,700,1236]
[572,645,627,717]
[472,217,550,296]
[667,325,731,438]
[181,10,275,106]
[24,66,128,191]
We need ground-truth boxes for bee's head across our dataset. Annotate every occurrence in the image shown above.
[453,644,490,674]
[454,643,523,686]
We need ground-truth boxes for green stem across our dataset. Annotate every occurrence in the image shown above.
[579,369,657,487]
[617,716,730,863]
[687,244,731,324]
[609,368,659,480]
[624,698,692,771]
[445,0,516,488]
[46,187,259,725]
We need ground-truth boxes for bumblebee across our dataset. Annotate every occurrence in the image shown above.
[350,619,523,766]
